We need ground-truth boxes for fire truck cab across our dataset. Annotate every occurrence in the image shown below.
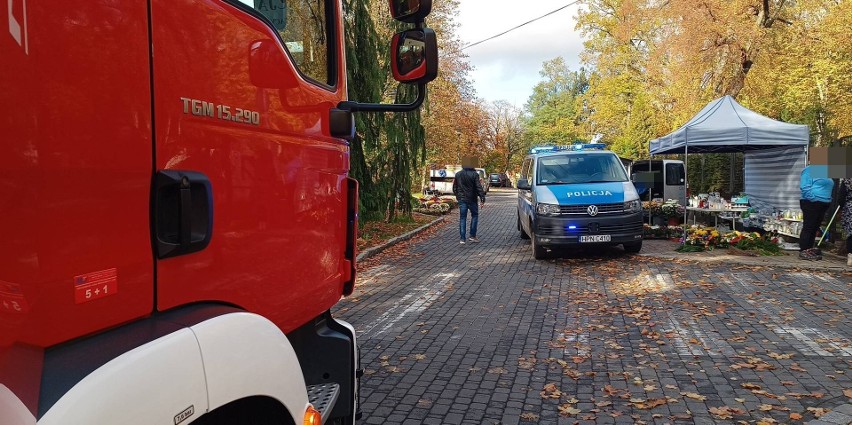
[0,0,437,424]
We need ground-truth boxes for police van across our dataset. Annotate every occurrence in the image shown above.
[516,144,643,259]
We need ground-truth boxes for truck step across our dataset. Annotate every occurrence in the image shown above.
[307,382,340,423]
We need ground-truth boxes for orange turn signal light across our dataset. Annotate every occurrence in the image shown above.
[303,405,322,425]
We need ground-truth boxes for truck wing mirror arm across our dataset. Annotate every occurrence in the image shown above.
[336,83,426,113]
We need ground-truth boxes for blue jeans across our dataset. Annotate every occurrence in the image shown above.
[459,200,479,240]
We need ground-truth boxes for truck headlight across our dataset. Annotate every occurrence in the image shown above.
[536,203,561,216]
[624,199,641,213]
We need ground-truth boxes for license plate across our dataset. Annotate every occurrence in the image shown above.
[579,235,611,243]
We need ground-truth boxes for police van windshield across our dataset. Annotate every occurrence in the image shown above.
[537,153,628,185]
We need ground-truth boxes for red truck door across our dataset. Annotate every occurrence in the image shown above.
[150,0,352,332]
[0,1,154,412]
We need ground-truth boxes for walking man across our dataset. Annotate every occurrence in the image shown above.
[453,157,486,244]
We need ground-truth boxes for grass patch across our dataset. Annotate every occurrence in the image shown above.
[357,213,436,252]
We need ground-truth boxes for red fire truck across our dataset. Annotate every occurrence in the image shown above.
[0,0,436,424]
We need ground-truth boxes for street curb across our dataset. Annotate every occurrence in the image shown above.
[356,216,445,264]
[638,251,850,272]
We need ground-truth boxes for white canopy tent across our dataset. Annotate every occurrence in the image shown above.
[649,95,809,213]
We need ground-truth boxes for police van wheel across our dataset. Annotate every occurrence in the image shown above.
[518,216,530,239]
[623,240,642,253]
[532,233,548,260]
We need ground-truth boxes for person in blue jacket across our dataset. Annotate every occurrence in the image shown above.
[799,164,834,260]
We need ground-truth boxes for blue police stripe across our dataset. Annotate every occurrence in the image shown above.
[536,182,625,205]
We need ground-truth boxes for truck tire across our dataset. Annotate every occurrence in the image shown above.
[193,396,295,425]
[623,240,642,253]
[531,231,548,260]
[518,215,530,239]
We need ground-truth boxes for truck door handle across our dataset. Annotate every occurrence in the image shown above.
[154,170,213,259]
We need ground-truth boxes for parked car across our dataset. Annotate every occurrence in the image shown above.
[489,172,511,188]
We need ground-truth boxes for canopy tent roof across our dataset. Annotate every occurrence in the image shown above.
[649,96,809,155]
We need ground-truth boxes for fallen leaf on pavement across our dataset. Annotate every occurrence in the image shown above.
[806,407,828,418]
[558,404,581,416]
[789,412,803,420]
[520,412,539,422]
[709,406,746,419]
[540,383,562,399]
[633,398,669,409]
[789,363,808,372]
[682,392,707,401]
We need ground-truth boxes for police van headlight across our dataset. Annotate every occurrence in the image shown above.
[624,199,641,213]
[536,203,561,216]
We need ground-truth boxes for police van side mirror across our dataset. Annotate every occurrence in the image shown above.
[517,178,531,190]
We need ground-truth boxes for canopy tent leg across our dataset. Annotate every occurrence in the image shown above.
[682,142,689,243]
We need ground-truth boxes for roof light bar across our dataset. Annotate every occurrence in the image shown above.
[529,143,607,154]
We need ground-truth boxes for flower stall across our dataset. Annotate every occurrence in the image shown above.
[414,195,457,215]
[643,199,685,226]
[675,225,781,255]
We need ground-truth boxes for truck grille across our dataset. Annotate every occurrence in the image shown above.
[559,203,624,215]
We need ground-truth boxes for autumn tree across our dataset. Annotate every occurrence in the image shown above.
[480,100,527,173]
[344,0,430,220]
[524,58,589,147]
[575,0,662,159]
[738,0,852,146]
[420,0,488,168]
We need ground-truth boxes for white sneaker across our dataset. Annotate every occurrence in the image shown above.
[847,254,852,267]
[468,237,480,243]
[459,240,465,245]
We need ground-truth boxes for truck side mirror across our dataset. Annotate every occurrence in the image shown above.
[391,29,438,84]
[338,1,437,113]
[517,178,531,190]
[388,0,432,23]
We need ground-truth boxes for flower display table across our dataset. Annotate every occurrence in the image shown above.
[686,206,749,229]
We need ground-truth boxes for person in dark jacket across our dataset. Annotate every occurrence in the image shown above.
[837,178,852,266]
[453,159,486,244]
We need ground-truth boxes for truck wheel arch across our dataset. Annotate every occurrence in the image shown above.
[37,310,310,425]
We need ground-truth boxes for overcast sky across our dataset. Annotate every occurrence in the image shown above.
[455,1,586,109]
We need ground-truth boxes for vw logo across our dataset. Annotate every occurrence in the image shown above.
[587,205,599,216]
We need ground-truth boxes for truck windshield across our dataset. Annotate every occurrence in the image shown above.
[537,153,628,185]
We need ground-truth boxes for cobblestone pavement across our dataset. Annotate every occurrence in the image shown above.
[336,189,852,425]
